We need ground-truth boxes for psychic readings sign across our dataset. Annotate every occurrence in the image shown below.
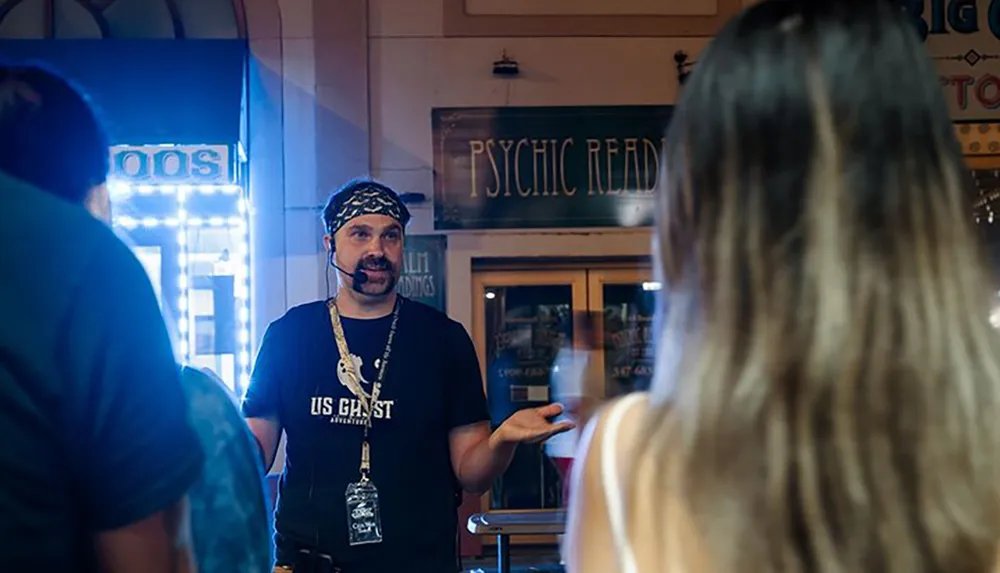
[431,105,673,230]
[398,234,447,312]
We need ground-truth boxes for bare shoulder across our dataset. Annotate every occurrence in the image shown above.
[564,393,652,573]
[579,392,652,483]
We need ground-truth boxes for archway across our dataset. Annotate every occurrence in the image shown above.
[0,0,279,40]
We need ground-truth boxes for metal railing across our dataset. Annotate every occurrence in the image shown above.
[467,509,566,573]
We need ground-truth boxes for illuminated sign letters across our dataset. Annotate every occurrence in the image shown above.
[902,0,1000,41]
[110,145,231,184]
[898,1,1000,120]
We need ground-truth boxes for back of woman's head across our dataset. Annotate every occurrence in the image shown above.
[0,64,109,202]
[647,1,1000,572]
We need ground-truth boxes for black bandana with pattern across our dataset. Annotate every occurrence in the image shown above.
[327,185,409,235]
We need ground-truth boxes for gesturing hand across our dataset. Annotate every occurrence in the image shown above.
[494,403,576,445]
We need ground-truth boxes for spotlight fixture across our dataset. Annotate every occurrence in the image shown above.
[493,50,520,77]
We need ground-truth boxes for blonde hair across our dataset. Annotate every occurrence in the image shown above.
[636,2,1000,572]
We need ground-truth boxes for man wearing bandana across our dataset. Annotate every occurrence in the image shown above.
[243,178,573,573]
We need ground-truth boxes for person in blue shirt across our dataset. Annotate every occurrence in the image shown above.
[0,63,202,572]
[179,365,274,573]
[0,62,270,573]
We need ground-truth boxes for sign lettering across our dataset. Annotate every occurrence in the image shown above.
[109,145,232,184]
[902,0,1000,40]
[466,137,663,200]
[433,106,671,230]
[398,235,447,312]
[901,0,1000,120]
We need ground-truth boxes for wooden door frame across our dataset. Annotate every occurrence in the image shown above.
[467,267,655,547]
[470,269,588,547]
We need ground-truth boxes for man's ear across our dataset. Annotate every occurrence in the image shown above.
[84,183,111,224]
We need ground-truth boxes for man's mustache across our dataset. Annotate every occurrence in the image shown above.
[356,257,393,272]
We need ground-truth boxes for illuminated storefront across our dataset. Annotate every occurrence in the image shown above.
[109,144,251,392]
[913,0,1000,326]
[0,39,253,393]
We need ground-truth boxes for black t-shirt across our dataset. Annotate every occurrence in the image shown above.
[242,298,489,572]
[0,172,205,569]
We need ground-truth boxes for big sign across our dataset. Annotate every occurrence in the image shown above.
[905,0,1000,121]
[432,106,672,230]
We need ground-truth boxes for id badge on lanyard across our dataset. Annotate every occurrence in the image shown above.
[345,477,383,545]
[327,298,401,547]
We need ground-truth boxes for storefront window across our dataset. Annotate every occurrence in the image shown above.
[110,144,251,395]
[180,219,250,391]
[972,169,999,225]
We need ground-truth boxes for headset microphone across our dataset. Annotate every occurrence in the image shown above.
[331,261,369,285]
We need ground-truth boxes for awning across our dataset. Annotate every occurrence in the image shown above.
[0,39,247,146]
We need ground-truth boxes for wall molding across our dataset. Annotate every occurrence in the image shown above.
[442,0,742,37]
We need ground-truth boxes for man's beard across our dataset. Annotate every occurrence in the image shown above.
[352,256,397,296]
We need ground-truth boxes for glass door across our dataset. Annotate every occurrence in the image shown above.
[470,266,655,547]
[472,270,588,514]
[587,269,657,398]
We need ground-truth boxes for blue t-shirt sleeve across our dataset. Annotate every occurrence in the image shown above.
[62,237,204,531]
[180,368,273,573]
[446,320,490,430]
[242,318,285,419]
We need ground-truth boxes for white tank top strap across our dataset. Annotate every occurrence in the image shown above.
[600,392,646,573]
